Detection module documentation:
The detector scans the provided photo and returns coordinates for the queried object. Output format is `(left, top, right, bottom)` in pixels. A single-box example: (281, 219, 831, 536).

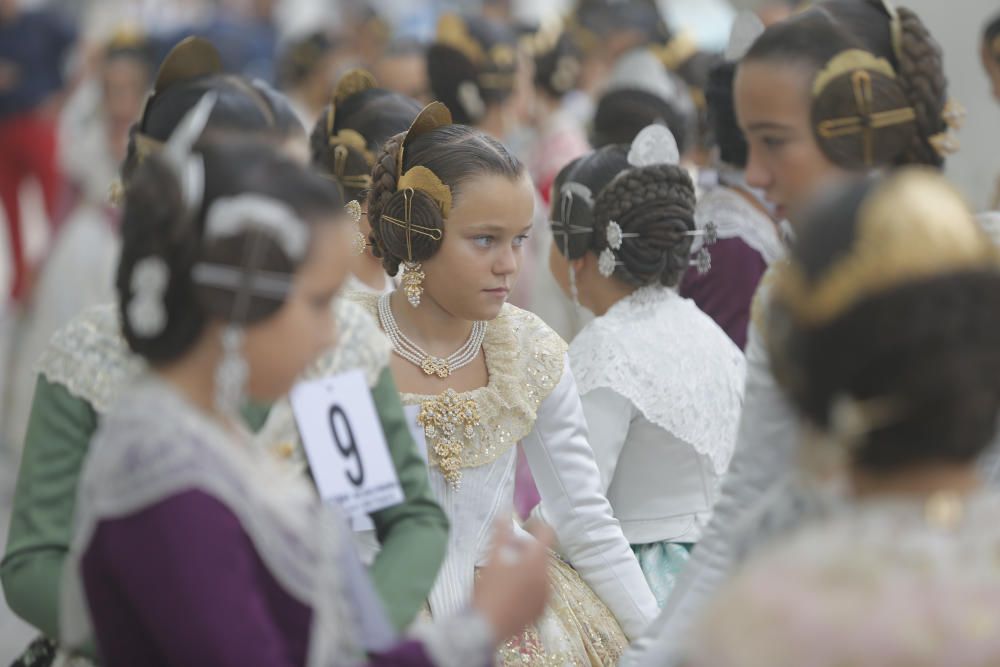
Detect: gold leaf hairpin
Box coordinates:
(396, 102, 454, 217)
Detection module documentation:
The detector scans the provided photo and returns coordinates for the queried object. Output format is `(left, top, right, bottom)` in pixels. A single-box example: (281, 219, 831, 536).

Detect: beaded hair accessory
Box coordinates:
(597, 125, 717, 277)
(324, 69, 377, 192)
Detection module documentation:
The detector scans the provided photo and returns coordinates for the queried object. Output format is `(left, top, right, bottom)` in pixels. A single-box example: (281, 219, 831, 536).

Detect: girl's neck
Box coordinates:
(586, 279, 636, 317)
(156, 333, 225, 424)
(388, 289, 474, 356)
(477, 106, 508, 142)
(354, 254, 390, 292)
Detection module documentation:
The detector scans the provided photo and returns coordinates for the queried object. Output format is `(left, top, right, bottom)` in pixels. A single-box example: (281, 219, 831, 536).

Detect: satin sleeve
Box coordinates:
(579, 387, 635, 497)
(522, 357, 657, 639)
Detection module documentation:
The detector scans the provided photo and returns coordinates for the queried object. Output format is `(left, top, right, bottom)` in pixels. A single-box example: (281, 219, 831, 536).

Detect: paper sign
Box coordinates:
(290, 370, 404, 519)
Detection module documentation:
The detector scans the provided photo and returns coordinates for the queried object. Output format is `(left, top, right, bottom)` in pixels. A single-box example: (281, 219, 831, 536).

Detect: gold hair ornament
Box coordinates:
(324, 69, 377, 189)
(773, 169, 999, 327)
(813, 50, 916, 167)
(133, 37, 222, 162)
(395, 102, 454, 217)
(435, 14, 517, 91)
(651, 31, 698, 72)
(876, 0, 904, 63)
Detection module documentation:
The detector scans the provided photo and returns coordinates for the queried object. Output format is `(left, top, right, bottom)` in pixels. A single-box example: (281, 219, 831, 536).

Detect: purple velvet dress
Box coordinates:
(81, 490, 433, 667)
(679, 237, 768, 350)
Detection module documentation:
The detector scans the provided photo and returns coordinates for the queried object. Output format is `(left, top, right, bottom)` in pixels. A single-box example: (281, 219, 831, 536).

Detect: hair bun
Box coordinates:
(810, 52, 917, 169)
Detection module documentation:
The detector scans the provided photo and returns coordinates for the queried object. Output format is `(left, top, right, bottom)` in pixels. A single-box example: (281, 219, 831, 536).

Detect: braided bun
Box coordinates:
(367, 133, 445, 276)
(893, 6, 948, 167)
(593, 164, 697, 288)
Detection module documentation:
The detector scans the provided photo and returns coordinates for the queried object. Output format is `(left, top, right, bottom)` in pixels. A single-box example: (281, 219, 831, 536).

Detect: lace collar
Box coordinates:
(38, 298, 388, 415)
(570, 285, 746, 473)
(351, 291, 567, 486)
(695, 185, 786, 265)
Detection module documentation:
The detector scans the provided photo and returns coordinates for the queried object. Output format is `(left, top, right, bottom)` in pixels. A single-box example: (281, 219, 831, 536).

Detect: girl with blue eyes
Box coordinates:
(350, 102, 658, 665)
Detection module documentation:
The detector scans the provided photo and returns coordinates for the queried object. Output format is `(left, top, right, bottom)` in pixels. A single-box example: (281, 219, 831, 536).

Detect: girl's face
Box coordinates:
(735, 60, 852, 223)
(242, 218, 353, 401)
(421, 172, 535, 322)
(981, 39, 1000, 103)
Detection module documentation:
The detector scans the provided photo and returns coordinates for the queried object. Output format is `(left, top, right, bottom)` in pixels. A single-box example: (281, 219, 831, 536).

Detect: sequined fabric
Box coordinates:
(497, 553, 628, 666)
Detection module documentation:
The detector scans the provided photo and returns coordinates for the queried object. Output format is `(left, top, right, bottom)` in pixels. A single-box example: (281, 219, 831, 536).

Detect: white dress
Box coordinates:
(568, 286, 745, 606)
(685, 490, 1000, 667)
(351, 292, 658, 665)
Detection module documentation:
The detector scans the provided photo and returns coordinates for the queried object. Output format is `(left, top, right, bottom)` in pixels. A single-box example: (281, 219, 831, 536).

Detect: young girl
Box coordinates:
(625, 2, 962, 664)
(687, 170, 1000, 667)
(678, 60, 784, 349)
(547, 125, 745, 607)
(61, 112, 551, 667)
(352, 102, 658, 664)
(309, 68, 421, 294)
(426, 13, 519, 140)
(3, 38, 446, 663)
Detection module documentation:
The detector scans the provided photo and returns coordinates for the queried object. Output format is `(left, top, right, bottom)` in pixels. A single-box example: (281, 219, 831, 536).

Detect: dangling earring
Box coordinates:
(400, 262, 425, 307)
(568, 264, 579, 306)
(345, 200, 367, 256)
(215, 325, 248, 417)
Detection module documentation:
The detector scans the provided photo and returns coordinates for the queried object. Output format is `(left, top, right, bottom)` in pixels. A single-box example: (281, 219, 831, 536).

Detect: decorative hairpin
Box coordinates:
(323, 70, 377, 190)
(128, 256, 170, 338)
(436, 14, 517, 91)
(627, 124, 680, 168)
(597, 220, 719, 278)
(812, 50, 916, 167)
(345, 199, 367, 255)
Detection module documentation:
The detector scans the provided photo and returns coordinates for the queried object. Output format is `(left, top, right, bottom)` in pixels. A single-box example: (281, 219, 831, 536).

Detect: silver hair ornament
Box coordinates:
(127, 256, 171, 338)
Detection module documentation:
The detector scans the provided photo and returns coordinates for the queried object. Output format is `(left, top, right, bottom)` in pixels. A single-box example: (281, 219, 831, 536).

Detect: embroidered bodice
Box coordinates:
(350, 291, 658, 639)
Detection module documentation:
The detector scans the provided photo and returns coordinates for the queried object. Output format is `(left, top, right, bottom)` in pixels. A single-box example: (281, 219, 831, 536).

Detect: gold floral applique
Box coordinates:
(418, 389, 481, 488)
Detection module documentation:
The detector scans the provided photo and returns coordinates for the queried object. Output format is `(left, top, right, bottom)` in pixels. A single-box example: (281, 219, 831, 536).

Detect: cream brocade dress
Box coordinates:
(351, 292, 658, 666)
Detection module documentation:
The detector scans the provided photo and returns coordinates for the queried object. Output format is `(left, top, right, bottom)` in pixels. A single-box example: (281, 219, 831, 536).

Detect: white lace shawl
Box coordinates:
(37, 298, 389, 416)
(569, 286, 746, 474)
(60, 377, 366, 666)
(694, 186, 785, 266)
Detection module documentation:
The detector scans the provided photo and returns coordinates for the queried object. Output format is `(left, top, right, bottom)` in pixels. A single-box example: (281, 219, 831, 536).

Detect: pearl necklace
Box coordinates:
(377, 293, 486, 378)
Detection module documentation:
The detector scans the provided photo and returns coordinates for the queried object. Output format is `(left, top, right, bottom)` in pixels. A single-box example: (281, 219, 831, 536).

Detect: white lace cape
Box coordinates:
(569, 286, 746, 474)
(60, 377, 364, 666)
(694, 186, 785, 265)
(37, 298, 390, 416)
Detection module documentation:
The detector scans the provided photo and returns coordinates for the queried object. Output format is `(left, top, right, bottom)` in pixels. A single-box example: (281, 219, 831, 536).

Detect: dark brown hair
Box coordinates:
(367, 123, 523, 276)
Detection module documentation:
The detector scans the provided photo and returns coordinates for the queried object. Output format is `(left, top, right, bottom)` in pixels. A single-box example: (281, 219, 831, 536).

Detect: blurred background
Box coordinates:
(0, 0, 998, 659)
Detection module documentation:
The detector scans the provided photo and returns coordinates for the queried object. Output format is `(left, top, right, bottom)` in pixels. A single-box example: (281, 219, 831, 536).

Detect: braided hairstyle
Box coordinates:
(550, 143, 697, 288)
(121, 74, 305, 186)
(427, 15, 518, 125)
(366, 123, 523, 277)
(769, 177, 1000, 473)
(742, 0, 949, 169)
(118, 139, 343, 364)
(309, 87, 421, 202)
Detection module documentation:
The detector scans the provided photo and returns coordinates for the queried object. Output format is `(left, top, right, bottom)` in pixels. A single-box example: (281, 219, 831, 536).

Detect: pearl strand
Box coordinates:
(378, 293, 486, 378)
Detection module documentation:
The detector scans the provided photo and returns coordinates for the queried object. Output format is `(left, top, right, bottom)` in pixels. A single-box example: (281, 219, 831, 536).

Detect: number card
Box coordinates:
(290, 370, 404, 519)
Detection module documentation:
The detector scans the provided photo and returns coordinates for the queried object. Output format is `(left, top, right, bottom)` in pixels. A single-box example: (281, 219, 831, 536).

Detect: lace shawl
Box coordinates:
(60, 377, 365, 666)
(351, 292, 568, 476)
(694, 186, 785, 265)
(570, 286, 746, 474)
(37, 298, 388, 416)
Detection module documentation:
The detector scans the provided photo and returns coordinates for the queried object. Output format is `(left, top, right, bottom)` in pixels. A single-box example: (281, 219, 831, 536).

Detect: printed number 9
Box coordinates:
(329, 405, 364, 486)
